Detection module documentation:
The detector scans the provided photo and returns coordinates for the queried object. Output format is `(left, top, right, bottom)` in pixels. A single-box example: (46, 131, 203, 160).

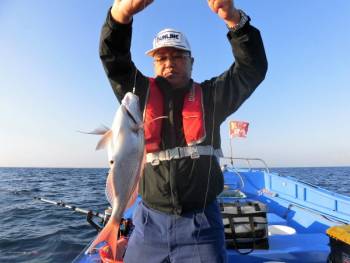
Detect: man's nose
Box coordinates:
(164, 57, 176, 66)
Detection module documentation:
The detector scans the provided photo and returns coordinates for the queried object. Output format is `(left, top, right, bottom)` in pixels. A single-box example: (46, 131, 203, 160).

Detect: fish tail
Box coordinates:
(86, 219, 121, 261)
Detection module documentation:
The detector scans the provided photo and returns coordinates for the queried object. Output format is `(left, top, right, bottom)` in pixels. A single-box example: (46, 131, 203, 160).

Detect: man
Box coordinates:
(99, 0, 267, 262)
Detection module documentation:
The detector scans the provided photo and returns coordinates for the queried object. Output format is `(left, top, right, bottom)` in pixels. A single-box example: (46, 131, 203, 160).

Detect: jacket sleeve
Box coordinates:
(203, 22, 268, 124)
(99, 10, 148, 103)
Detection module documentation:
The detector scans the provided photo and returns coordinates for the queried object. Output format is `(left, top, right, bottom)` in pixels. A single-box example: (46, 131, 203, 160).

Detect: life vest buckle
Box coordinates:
(151, 158, 160, 166)
(190, 148, 200, 159)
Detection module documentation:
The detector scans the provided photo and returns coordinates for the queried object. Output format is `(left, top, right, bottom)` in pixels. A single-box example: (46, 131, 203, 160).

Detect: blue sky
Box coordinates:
(1, 0, 349, 168)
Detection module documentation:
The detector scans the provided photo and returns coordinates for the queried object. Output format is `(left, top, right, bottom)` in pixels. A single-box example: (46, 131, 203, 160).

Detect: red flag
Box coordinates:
(229, 121, 249, 138)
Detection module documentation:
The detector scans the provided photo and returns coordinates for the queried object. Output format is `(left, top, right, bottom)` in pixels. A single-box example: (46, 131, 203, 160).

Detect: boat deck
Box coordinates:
(227, 232, 329, 262)
(227, 211, 330, 262)
(220, 166, 350, 262)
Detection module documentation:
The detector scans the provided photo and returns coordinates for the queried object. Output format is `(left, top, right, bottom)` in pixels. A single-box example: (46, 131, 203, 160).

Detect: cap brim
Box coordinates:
(146, 45, 191, 57)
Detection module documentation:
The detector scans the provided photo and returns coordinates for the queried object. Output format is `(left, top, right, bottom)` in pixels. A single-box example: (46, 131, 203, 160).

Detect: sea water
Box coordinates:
(0, 167, 349, 262)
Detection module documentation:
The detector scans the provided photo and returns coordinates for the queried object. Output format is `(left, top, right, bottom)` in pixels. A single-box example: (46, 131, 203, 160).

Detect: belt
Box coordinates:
(146, 145, 223, 166)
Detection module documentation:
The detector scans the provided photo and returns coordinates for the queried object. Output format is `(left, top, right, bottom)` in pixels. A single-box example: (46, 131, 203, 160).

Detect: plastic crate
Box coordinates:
(327, 225, 350, 263)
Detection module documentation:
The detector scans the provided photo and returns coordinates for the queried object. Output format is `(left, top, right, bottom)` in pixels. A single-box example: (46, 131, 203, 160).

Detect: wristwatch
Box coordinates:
(227, 9, 249, 31)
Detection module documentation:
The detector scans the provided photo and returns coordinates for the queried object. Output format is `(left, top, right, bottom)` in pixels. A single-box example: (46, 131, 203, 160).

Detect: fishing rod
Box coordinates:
(33, 196, 108, 232)
(33, 196, 134, 237)
(33, 196, 104, 219)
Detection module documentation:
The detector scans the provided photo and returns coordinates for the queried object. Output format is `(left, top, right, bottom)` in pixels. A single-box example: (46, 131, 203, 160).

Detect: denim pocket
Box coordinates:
(142, 205, 167, 245)
(132, 203, 145, 227)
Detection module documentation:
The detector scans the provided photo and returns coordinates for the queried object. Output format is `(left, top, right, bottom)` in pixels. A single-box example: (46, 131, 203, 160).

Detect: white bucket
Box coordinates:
(268, 225, 296, 236)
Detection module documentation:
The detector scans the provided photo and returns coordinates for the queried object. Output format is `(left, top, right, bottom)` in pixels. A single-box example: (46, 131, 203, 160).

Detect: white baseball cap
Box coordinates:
(146, 28, 191, 57)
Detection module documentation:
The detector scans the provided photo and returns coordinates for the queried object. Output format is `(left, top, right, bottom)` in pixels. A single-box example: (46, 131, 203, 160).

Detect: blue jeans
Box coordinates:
(124, 201, 227, 263)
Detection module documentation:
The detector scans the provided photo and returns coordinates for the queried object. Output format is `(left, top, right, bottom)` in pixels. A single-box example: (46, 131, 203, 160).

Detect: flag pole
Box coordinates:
(229, 122, 234, 165)
(229, 136, 234, 166)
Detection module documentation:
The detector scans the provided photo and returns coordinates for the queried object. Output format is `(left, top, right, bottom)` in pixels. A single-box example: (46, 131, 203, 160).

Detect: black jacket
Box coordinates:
(99, 11, 268, 215)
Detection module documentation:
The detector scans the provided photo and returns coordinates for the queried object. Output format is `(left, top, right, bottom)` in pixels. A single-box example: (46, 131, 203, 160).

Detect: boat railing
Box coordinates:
(220, 157, 270, 174)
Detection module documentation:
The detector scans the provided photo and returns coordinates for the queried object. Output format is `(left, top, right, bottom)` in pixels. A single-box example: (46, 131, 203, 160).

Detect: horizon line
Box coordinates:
(1, 165, 350, 169)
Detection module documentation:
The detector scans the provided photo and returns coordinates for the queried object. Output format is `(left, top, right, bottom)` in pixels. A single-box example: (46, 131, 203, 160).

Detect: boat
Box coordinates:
(72, 157, 350, 263)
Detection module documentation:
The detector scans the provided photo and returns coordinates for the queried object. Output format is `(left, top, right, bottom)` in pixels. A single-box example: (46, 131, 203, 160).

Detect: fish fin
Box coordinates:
(91, 125, 110, 135)
(77, 125, 110, 135)
(105, 171, 114, 207)
(99, 236, 128, 263)
(96, 130, 113, 150)
(86, 219, 120, 261)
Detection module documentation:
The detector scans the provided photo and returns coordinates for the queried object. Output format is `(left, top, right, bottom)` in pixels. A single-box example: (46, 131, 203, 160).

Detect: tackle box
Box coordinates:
(327, 224, 350, 263)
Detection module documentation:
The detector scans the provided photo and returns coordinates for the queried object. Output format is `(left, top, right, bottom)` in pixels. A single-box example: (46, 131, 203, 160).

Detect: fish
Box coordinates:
(86, 92, 144, 262)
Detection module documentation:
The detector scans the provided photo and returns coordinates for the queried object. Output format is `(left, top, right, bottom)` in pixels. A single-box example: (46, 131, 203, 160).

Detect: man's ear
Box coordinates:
(191, 57, 194, 66)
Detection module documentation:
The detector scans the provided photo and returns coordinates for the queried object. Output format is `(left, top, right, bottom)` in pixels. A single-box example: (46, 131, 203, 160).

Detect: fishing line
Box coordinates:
(229, 136, 234, 165)
(191, 85, 218, 262)
(132, 68, 138, 94)
(148, 116, 169, 123)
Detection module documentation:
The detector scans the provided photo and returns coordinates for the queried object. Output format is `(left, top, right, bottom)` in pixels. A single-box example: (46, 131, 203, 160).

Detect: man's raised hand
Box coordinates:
(207, 0, 240, 28)
(111, 0, 154, 24)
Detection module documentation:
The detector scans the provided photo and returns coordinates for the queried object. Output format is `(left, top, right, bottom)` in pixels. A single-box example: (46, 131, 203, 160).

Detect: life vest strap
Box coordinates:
(146, 145, 223, 166)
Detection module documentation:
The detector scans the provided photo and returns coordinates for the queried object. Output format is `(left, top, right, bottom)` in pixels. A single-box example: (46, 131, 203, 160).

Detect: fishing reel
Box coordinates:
(87, 207, 134, 238)
(104, 208, 134, 238)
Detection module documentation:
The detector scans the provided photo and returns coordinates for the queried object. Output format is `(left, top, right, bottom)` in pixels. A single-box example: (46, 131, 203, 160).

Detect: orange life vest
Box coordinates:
(144, 78, 206, 153)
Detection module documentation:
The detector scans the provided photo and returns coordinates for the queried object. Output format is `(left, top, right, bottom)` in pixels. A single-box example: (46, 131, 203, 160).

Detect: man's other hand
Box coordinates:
(111, 0, 154, 24)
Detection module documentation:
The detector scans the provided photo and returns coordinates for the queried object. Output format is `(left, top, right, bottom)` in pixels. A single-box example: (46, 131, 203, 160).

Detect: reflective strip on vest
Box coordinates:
(146, 145, 223, 166)
(144, 78, 206, 153)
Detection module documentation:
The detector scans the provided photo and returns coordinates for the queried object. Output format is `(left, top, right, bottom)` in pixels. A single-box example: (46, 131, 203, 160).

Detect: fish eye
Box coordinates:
(110, 160, 114, 165)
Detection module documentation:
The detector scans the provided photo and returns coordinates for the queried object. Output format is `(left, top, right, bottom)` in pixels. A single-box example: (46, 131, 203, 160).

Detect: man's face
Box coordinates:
(153, 47, 193, 89)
